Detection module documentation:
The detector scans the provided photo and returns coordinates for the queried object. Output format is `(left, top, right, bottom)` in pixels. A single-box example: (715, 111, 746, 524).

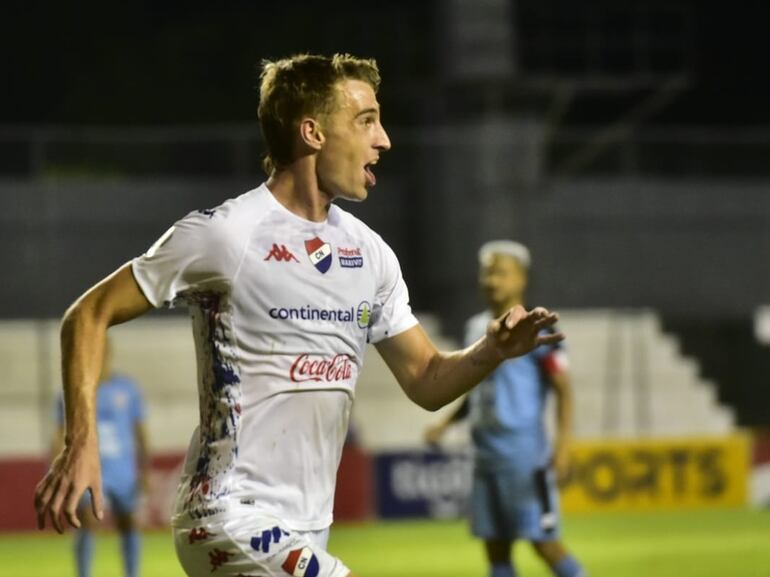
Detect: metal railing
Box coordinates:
(2, 125, 770, 179)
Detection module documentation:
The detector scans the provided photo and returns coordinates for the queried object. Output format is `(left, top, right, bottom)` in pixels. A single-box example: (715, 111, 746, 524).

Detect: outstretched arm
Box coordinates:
(377, 305, 563, 412)
(34, 263, 152, 532)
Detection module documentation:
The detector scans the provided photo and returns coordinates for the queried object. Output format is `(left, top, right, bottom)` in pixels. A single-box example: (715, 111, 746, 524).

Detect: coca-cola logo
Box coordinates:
(289, 354, 354, 383)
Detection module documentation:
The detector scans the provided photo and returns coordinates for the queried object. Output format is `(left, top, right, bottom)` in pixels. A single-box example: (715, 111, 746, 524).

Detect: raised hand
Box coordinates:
(486, 305, 564, 361)
(34, 437, 104, 533)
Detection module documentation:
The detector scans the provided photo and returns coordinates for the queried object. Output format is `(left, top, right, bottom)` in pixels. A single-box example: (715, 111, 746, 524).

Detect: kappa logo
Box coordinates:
(265, 243, 299, 263)
(281, 547, 320, 577)
(209, 548, 233, 572)
(338, 247, 364, 268)
(305, 237, 333, 273)
(188, 527, 215, 545)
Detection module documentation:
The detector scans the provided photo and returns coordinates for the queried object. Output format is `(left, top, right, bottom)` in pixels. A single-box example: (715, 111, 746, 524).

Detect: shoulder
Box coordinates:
(177, 186, 270, 244)
(146, 185, 272, 270)
(332, 205, 400, 268)
(331, 205, 384, 244)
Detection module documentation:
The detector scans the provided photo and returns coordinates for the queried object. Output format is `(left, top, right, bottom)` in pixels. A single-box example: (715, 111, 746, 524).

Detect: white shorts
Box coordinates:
(173, 511, 350, 577)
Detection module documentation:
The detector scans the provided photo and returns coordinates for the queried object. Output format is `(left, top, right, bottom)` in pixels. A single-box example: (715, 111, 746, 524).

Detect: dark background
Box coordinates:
(4, 0, 770, 126)
(3, 0, 770, 424)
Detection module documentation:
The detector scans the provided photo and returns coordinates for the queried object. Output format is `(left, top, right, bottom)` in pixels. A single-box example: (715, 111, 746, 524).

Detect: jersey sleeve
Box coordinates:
(367, 240, 418, 344)
(131, 209, 246, 308)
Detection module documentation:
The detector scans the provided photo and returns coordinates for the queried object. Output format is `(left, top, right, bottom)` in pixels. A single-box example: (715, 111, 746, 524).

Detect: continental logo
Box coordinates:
(269, 302, 372, 329)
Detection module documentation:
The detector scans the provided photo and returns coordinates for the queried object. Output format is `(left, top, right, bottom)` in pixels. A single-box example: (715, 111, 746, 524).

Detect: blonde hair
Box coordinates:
(258, 53, 381, 174)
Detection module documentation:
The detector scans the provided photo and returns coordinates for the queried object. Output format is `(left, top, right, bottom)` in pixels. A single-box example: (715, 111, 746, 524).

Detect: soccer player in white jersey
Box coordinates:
(34, 53, 564, 577)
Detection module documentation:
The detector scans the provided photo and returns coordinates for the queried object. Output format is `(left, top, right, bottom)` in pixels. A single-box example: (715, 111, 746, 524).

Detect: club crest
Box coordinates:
(304, 237, 332, 274)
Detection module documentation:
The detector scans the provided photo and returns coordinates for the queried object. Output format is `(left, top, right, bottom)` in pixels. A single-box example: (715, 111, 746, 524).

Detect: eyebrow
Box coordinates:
(355, 107, 379, 118)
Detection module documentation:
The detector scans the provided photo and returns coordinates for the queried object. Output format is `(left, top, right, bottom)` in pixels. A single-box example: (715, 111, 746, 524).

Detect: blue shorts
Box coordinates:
(470, 465, 560, 542)
(80, 475, 138, 516)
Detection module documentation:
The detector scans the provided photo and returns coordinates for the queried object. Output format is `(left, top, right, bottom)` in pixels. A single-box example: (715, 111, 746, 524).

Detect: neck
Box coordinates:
(266, 160, 333, 223)
(491, 296, 524, 318)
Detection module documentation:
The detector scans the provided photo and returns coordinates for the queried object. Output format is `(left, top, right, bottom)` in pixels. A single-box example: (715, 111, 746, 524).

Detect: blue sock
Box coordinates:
(552, 555, 585, 577)
(491, 563, 516, 577)
(74, 529, 94, 577)
(120, 530, 141, 577)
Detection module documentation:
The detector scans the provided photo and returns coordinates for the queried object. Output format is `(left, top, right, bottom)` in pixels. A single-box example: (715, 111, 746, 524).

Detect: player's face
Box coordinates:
(316, 79, 391, 202)
(480, 254, 528, 308)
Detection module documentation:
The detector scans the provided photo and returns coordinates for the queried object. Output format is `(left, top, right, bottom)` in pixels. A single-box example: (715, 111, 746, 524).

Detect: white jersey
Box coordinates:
(131, 183, 417, 530)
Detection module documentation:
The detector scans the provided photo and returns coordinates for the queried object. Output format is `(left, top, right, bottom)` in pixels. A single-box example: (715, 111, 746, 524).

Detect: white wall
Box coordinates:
(0, 310, 735, 458)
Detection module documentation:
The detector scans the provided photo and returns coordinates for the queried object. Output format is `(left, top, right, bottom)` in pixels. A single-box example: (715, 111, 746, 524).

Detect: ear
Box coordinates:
(299, 117, 325, 152)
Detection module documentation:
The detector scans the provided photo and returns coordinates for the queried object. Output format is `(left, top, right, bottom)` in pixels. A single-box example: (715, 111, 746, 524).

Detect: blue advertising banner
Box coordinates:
(374, 450, 472, 519)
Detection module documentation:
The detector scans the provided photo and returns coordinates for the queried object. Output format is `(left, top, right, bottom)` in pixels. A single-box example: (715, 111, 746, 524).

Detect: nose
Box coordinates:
(375, 122, 391, 151)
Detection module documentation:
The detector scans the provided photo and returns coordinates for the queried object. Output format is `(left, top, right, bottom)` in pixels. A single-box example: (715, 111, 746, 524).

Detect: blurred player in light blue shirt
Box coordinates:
(54, 341, 148, 577)
(426, 241, 586, 577)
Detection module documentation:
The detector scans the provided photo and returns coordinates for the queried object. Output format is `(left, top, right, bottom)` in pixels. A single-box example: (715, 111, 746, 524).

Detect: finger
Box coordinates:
(50, 505, 64, 534)
(503, 313, 539, 337)
(34, 474, 56, 529)
(36, 474, 64, 531)
(63, 485, 83, 530)
(533, 311, 558, 322)
(33, 473, 53, 508)
(90, 484, 105, 521)
(537, 332, 565, 346)
(524, 309, 549, 327)
(505, 306, 527, 329)
(533, 314, 560, 330)
(48, 479, 71, 534)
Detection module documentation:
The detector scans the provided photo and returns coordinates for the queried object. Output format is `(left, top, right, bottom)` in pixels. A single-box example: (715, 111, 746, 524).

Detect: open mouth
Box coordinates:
(364, 161, 377, 188)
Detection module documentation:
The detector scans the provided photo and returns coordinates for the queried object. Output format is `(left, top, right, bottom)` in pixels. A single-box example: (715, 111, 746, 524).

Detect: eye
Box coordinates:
(363, 115, 375, 126)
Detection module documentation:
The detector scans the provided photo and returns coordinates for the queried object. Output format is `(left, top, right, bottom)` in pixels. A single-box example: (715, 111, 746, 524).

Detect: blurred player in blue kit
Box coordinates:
(53, 340, 149, 577)
(426, 241, 586, 577)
